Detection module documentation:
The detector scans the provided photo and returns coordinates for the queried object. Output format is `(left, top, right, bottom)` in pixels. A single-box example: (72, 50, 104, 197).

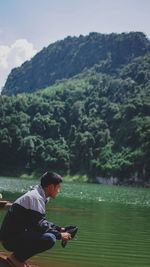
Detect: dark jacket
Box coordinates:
(0, 185, 61, 241)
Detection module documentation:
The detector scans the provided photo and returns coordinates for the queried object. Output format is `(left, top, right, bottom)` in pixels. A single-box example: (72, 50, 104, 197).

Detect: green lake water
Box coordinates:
(0, 177, 150, 267)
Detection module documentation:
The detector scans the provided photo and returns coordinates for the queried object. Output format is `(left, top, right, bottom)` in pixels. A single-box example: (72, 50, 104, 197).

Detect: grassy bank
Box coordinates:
(0, 170, 88, 183)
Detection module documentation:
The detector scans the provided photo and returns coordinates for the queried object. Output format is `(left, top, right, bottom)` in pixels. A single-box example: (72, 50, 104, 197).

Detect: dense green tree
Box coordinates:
(0, 32, 150, 184)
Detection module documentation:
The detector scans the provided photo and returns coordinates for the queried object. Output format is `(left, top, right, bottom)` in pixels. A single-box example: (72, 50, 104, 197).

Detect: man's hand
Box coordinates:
(61, 232, 71, 241)
(60, 228, 65, 232)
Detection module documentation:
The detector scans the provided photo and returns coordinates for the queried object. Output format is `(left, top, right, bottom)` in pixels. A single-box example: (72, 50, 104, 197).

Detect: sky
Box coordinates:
(0, 0, 150, 91)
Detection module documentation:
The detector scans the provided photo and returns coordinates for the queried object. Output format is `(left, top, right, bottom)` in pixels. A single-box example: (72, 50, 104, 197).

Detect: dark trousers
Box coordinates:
(2, 231, 56, 262)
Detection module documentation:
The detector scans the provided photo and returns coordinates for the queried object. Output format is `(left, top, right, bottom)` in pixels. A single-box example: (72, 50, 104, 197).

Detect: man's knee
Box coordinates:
(42, 233, 56, 249)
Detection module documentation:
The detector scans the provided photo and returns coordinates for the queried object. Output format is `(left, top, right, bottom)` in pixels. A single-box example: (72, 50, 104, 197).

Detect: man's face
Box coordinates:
(48, 183, 61, 199)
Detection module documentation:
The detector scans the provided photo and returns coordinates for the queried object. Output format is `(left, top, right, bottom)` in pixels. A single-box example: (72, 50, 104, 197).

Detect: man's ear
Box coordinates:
(44, 184, 54, 197)
(48, 184, 54, 191)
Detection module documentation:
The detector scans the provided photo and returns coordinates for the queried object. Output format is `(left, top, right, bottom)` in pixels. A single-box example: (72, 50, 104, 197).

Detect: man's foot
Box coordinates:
(7, 254, 28, 267)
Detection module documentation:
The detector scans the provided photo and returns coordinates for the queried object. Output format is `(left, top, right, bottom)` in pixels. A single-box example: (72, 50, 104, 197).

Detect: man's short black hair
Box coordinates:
(41, 172, 63, 188)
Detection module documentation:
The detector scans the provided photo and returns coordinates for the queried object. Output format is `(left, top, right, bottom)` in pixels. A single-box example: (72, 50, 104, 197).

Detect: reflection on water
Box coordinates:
(0, 177, 150, 267)
(45, 202, 150, 267)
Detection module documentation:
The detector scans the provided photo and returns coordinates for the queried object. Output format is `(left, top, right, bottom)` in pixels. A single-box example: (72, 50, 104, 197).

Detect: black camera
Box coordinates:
(61, 226, 78, 248)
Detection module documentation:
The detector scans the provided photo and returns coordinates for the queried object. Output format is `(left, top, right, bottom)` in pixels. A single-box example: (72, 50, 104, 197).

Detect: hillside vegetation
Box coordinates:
(0, 32, 150, 184)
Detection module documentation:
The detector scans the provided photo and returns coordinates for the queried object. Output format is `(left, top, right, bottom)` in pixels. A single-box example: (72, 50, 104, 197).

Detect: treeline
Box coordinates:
(0, 54, 150, 183)
(2, 32, 150, 96)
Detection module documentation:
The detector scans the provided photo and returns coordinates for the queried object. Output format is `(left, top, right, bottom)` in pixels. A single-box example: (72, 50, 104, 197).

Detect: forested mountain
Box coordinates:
(2, 32, 150, 96)
(0, 32, 150, 184)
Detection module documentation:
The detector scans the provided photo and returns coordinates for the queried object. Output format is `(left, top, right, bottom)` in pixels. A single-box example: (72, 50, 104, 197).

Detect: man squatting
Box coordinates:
(0, 172, 71, 267)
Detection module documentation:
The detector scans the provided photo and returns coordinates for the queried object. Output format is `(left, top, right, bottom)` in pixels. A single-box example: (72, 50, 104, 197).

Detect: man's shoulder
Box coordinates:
(15, 186, 46, 214)
(16, 185, 43, 202)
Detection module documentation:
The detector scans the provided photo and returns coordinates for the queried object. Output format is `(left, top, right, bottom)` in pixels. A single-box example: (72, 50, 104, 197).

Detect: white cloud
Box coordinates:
(0, 39, 37, 92)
